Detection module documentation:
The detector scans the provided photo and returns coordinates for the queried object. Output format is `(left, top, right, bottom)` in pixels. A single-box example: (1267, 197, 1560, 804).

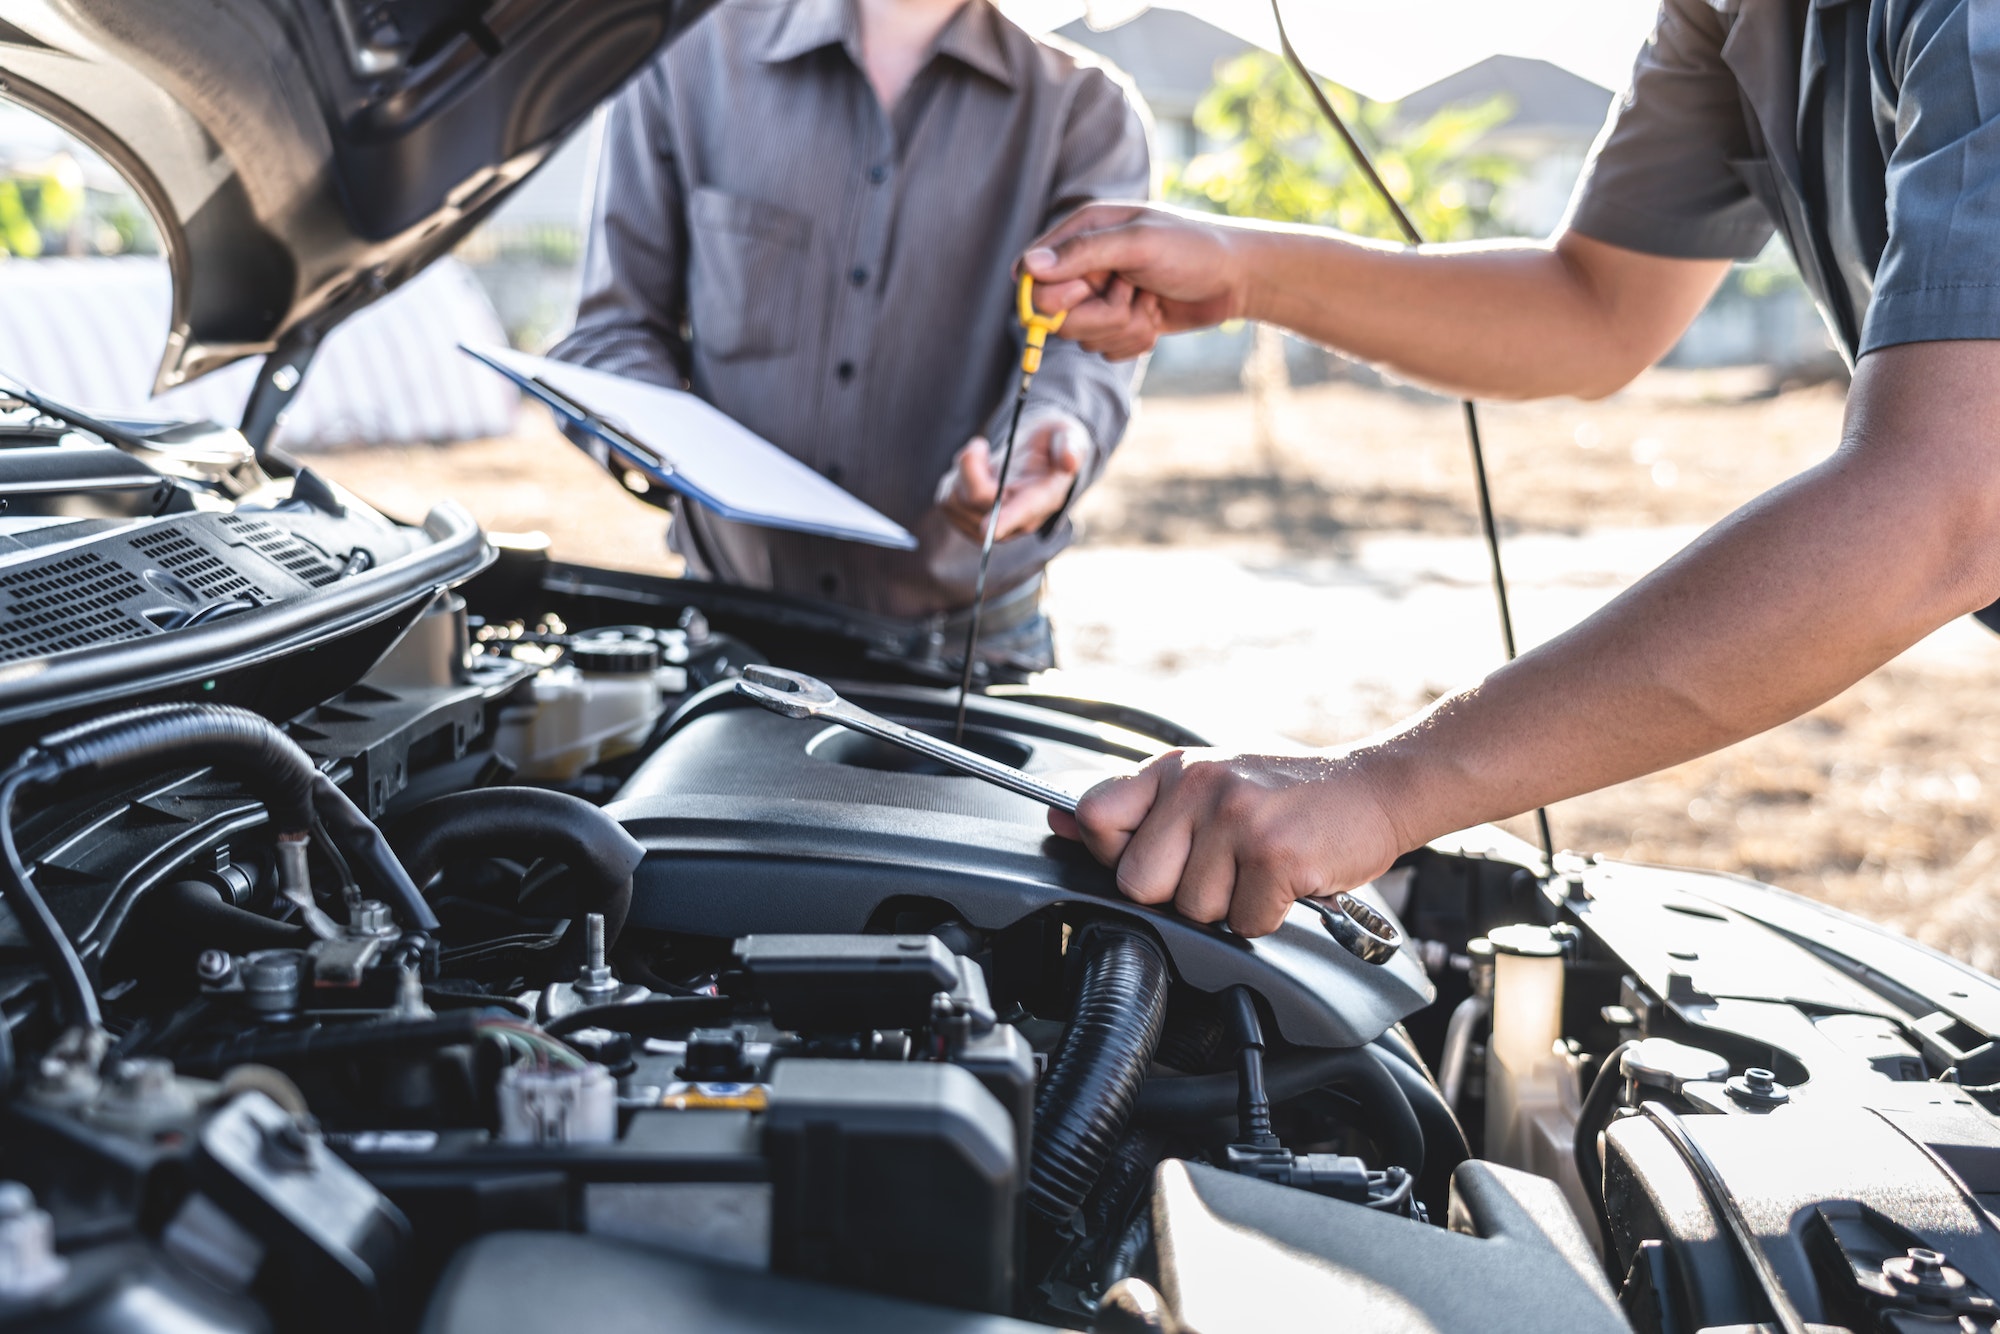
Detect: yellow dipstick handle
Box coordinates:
(1017, 273, 1067, 379)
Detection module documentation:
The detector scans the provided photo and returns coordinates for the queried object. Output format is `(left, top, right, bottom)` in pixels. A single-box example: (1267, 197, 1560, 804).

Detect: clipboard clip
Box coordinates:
(526, 375, 678, 485)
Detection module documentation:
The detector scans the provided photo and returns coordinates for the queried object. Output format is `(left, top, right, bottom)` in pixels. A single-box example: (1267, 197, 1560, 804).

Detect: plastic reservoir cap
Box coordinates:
(1486, 924, 1564, 958)
(569, 636, 662, 675)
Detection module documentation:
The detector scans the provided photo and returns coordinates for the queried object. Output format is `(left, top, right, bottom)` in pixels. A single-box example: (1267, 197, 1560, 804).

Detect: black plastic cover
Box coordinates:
(422, 1231, 1044, 1334)
(611, 695, 1434, 1049)
(765, 1059, 1017, 1314)
(734, 933, 960, 1033)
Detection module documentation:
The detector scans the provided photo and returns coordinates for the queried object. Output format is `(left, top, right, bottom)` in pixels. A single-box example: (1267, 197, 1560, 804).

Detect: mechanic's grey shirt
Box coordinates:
(1567, 0, 2000, 364)
(551, 0, 1148, 620)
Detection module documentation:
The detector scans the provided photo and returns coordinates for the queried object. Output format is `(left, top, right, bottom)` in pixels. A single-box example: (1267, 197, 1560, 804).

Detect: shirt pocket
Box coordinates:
(686, 187, 813, 362)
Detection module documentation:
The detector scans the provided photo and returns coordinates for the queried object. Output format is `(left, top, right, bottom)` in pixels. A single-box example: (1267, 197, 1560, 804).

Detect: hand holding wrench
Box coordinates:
(731, 665, 1401, 963)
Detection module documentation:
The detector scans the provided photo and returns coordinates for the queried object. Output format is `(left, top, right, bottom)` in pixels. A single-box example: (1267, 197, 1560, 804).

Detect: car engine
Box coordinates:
(5, 440, 2000, 1334)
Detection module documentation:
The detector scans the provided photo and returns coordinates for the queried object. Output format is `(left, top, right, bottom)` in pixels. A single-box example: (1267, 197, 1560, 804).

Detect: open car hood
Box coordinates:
(0, 0, 718, 392)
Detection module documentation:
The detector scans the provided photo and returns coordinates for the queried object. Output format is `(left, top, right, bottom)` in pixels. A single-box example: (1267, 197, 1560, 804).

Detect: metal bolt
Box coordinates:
(110, 1058, 174, 1100)
(1883, 1246, 1961, 1296)
(261, 1119, 317, 1172)
(574, 913, 618, 997)
(242, 950, 304, 1017)
(196, 949, 234, 985)
(346, 899, 395, 938)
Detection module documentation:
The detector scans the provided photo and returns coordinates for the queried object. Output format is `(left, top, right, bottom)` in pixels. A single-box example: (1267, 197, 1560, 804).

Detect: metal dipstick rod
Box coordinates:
(952, 274, 1068, 744)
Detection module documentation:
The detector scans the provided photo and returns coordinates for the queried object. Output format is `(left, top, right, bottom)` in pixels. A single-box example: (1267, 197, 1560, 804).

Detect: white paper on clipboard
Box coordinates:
(461, 344, 917, 551)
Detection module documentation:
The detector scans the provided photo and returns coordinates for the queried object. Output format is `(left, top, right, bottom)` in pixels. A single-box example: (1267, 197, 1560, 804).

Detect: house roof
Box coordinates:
(1053, 10, 1255, 118)
(1395, 54, 1613, 137)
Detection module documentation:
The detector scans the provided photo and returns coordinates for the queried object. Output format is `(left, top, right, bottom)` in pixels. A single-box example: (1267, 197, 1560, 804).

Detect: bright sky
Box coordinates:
(996, 0, 1663, 102)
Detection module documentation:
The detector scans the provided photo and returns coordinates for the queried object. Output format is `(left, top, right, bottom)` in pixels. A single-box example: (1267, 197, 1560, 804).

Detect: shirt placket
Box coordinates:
(821, 89, 899, 491)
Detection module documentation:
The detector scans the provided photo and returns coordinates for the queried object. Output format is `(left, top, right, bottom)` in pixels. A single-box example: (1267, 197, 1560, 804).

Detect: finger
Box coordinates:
(1024, 225, 1157, 294)
(1028, 278, 1106, 318)
(1074, 767, 1164, 869)
(1100, 276, 1138, 323)
(1020, 202, 1146, 274)
(1227, 860, 1296, 938)
(954, 437, 996, 508)
(941, 506, 984, 542)
(1109, 767, 1199, 906)
(1048, 807, 1081, 840)
(992, 472, 1075, 540)
(1172, 826, 1238, 925)
(1076, 296, 1164, 360)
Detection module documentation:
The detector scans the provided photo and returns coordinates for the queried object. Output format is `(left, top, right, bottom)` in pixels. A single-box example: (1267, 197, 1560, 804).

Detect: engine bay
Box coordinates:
(5, 464, 2000, 1334)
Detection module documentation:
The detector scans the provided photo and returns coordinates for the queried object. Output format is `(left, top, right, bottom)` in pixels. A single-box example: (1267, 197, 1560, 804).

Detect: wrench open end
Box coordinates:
(735, 664, 829, 719)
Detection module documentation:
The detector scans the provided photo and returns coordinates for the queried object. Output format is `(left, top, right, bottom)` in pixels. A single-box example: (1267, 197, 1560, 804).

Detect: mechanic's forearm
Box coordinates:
(1357, 366, 2000, 844)
(1232, 228, 1708, 401)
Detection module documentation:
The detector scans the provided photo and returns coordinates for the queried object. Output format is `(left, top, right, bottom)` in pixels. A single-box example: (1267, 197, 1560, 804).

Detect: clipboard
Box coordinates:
(461, 344, 918, 551)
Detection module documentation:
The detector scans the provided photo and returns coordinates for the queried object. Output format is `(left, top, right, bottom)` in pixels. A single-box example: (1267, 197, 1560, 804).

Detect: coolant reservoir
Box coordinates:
(1483, 924, 1587, 1222)
(493, 637, 666, 780)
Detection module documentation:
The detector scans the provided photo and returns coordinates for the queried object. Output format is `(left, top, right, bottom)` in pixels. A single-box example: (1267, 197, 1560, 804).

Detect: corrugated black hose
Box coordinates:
(1028, 926, 1171, 1222)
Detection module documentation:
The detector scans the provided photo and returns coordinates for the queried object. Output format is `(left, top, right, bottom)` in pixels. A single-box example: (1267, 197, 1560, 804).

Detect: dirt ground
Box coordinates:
(307, 366, 2000, 973)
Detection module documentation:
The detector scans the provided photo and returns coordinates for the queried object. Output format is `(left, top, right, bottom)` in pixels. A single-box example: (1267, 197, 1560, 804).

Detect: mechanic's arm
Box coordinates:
(938, 73, 1151, 543)
(1020, 208, 1728, 402)
(1053, 340, 2000, 935)
(547, 68, 692, 388)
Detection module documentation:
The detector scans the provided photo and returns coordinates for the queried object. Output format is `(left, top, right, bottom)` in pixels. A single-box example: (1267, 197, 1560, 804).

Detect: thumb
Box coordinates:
(1024, 227, 1150, 289)
(955, 436, 994, 498)
(1070, 768, 1163, 866)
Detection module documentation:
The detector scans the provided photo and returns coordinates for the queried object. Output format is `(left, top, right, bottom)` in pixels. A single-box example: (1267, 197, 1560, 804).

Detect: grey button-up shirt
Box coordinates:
(1567, 0, 2000, 365)
(551, 0, 1149, 619)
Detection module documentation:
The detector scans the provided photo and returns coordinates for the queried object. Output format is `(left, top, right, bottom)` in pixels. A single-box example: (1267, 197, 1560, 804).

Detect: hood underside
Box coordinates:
(0, 0, 719, 392)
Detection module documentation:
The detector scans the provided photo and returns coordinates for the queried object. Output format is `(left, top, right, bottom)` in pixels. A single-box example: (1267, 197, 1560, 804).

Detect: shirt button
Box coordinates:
(850, 267, 868, 287)
(867, 164, 887, 185)
(836, 361, 855, 383)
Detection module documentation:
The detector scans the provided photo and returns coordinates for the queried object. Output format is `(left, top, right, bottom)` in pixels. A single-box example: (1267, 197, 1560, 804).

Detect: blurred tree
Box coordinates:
(1169, 52, 1519, 447)
(0, 154, 83, 258)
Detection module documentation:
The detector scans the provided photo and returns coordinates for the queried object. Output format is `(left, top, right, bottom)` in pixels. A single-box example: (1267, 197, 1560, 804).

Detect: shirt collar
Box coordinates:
(933, 2, 1014, 90)
(760, 0, 1015, 90)
(760, 0, 853, 65)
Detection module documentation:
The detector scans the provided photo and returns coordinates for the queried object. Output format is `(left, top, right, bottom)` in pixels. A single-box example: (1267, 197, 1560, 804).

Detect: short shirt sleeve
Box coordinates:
(1566, 0, 1777, 261)
(1861, 0, 2000, 354)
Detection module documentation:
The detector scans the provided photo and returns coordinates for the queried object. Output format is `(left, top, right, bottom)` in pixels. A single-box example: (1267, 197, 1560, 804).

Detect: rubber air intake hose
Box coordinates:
(390, 788, 644, 970)
(32, 703, 318, 831)
(1029, 925, 1171, 1223)
(24, 704, 435, 932)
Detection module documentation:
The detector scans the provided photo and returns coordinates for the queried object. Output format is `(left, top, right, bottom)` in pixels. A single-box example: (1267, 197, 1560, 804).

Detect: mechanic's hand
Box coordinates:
(1021, 203, 1251, 360)
(1047, 749, 1408, 938)
(937, 412, 1089, 543)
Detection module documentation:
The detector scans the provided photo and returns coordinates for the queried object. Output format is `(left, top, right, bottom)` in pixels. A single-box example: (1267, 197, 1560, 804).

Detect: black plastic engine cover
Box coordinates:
(608, 686, 1433, 1049)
